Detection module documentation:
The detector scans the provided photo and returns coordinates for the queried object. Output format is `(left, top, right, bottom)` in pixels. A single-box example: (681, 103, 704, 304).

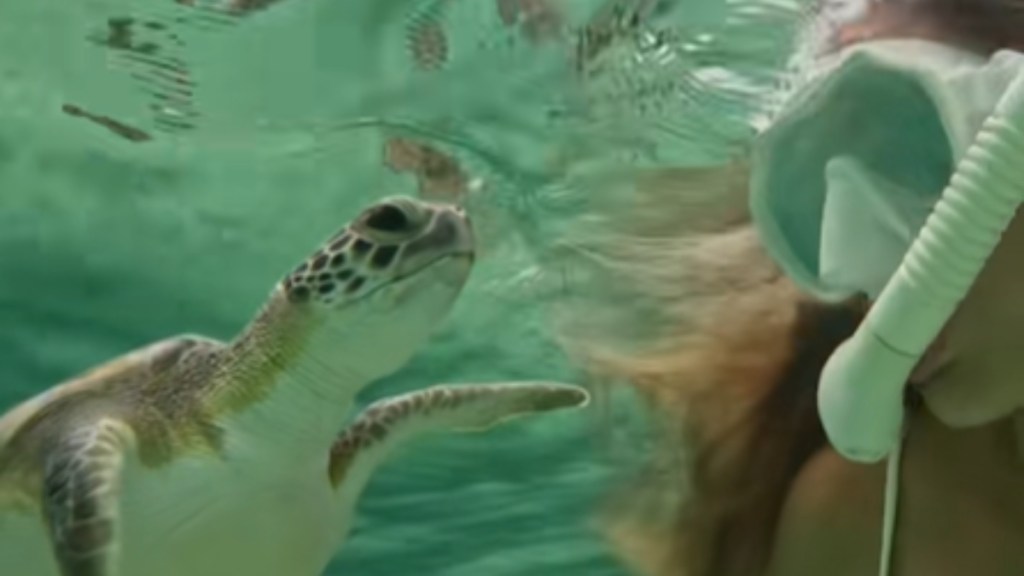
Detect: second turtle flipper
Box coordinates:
(328, 381, 589, 489)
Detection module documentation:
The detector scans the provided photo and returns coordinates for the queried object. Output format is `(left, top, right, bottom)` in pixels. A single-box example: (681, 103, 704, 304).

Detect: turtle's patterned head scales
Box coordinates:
(281, 197, 473, 307)
(272, 197, 475, 381)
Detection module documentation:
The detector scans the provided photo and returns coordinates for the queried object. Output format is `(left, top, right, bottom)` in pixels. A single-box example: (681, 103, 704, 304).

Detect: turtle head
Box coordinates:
(276, 197, 474, 380)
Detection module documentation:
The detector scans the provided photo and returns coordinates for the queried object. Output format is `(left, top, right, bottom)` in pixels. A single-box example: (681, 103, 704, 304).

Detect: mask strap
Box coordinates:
(878, 416, 908, 576)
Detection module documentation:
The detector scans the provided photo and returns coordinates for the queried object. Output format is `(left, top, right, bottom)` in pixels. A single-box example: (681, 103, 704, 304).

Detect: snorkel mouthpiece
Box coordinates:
(819, 72, 1024, 463)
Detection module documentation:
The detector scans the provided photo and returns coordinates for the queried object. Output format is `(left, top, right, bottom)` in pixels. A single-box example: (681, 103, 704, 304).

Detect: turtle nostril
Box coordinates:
(363, 204, 408, 233)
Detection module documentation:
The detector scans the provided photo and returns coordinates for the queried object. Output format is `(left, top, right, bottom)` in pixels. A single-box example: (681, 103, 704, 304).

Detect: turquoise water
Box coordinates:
(0, 1, 807, 574)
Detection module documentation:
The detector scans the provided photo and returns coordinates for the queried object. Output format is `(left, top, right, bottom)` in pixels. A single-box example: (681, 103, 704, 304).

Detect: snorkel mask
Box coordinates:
(819, 71, 1024, 462)
(752, 41, 1024, 463)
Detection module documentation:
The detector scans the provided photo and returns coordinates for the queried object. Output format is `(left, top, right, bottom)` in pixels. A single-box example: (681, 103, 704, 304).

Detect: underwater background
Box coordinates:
(0, 0, 812, 574)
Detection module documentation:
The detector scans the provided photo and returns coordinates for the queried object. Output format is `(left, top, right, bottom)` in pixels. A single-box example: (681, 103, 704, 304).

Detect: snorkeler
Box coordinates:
(587, 1, 1024, 576)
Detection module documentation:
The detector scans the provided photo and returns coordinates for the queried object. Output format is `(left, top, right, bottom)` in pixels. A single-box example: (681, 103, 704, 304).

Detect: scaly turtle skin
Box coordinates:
(0, 197, 590, 576)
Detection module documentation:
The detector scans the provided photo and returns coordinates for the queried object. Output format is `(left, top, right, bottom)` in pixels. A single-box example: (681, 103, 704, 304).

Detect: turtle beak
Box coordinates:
(397, 205, 475, 272)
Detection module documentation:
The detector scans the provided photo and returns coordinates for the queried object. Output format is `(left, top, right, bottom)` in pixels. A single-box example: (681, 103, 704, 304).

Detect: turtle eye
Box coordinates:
(363, 204, 409, 233)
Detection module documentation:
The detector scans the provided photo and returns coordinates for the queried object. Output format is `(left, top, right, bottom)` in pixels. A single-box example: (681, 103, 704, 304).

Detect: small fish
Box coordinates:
(496, 0, 564, 44)
(383, 138, 468, 204)
(61, 104, 153, 143)
(176, 0, 285, 16)
(407, 13, 449, 71)
(574, 0, 660, 71)
(227, 0, 287, 15)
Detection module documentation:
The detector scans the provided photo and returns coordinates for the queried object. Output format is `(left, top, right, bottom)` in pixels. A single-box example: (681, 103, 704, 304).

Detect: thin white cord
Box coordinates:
(878, 418, 907, 576)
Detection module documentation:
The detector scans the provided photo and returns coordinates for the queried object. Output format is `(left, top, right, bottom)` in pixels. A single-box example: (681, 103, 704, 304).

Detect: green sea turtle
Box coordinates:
(0, 197, 589, 576)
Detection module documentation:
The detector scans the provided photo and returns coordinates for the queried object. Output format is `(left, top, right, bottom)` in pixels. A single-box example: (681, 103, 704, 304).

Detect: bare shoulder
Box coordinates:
(765, 447, 888, 576)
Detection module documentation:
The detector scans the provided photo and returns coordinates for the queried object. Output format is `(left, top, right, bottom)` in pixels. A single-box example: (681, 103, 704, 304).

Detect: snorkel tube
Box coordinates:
(818, 71, 1024, 463)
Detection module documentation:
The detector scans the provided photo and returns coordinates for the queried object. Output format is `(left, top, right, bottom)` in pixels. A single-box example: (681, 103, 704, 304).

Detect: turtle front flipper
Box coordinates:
(42, 418, 133, 576)
(328, 381, 589, 489)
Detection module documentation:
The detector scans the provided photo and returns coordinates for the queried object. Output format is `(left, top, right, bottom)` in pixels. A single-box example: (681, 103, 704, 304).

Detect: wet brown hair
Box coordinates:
(596, 285, 868, 576)
(575, 221, 869, 576)
(566, 3, 1024, 575)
